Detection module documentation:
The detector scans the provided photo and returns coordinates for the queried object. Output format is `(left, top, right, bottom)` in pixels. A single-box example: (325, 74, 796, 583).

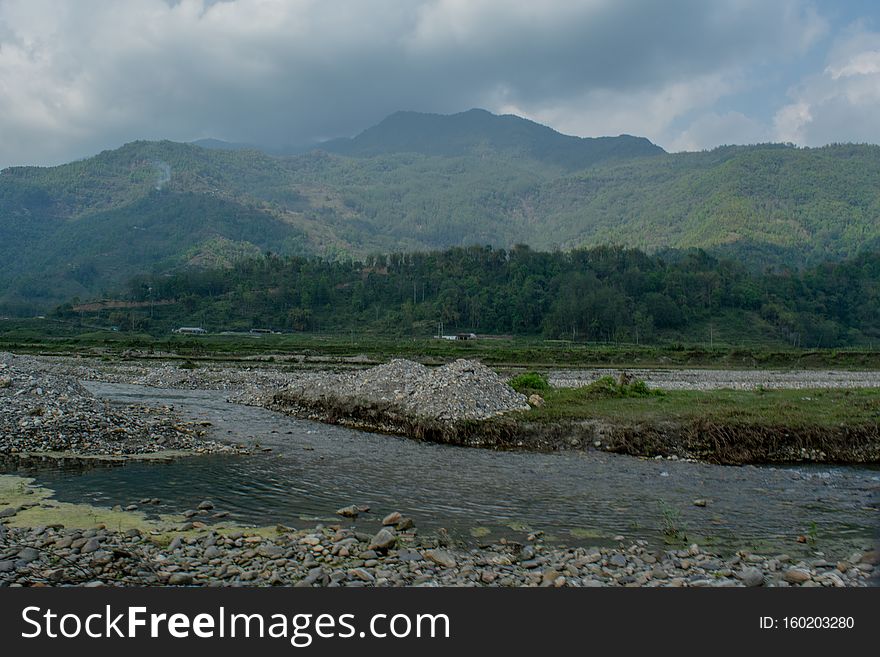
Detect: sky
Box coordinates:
(1, 0, 880, 169)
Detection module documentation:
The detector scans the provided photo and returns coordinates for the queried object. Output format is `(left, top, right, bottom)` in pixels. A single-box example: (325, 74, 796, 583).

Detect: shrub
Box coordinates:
(582, 375, 660, 398)
(509, 371, 550, 393)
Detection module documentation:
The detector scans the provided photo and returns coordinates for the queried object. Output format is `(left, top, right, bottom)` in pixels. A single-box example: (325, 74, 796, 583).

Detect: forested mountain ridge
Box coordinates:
(69, 245, 880, 349)
(320, 108, 664, 168)
(2, 109, 880, 314)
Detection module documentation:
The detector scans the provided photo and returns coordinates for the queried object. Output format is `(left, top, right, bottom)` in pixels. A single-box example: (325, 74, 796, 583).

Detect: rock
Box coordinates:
(168, 573, 193, 585)
(203, 546, 222, 559)
(738, 567, 764, 587)
(609, 554, 627, 568)
(0, 560, 15, 573)
(528, 394, 545, 407)
(336, 505, 361, 518)
(395, 517, 414, 531)
(81, 538, 101, 554)
(0, 507, 19, 518)
(368, 529, 397, 551)
(692, 499, 708, 507)
(17, 547, 39, 563)
(382, 512, 402, 526)
(425, 549, 456, 568)
(197, 500, 214, 510)
(860, 551, 879, 565)
(783, 568, 812, 584)
(349, 568, 375, 582)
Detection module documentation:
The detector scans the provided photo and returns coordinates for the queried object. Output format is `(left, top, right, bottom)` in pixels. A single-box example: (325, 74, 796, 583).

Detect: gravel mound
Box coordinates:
(278, 358, 530, 422)
(0, 353, 235, 456)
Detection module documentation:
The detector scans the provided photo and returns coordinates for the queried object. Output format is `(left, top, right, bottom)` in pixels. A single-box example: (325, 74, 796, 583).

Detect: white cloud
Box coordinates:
(670, 111, 771, 152)
(774, 25, 880, 145)
(497, 73, 740, 147)
(0, 0, 832, 168)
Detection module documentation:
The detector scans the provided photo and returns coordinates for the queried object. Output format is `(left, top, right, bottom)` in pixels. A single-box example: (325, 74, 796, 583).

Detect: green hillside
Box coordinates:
(2, 109, 880, 313)
(65, 245, 880, 349)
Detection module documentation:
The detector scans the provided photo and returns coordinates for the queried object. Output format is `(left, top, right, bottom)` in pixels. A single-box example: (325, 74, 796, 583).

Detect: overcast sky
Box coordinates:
(1, 0, 879, 168)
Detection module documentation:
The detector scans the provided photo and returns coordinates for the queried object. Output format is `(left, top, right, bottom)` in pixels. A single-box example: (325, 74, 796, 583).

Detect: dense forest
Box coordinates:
(60, 245, 880, 348)
(4, 109, 880, 313)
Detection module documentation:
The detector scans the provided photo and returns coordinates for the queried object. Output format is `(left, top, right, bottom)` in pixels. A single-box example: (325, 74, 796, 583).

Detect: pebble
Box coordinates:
(783, 568, 812, 584)
(738, 567, 765, 587)
(369, 529, 397, 551)
(425, 549, 456, 568)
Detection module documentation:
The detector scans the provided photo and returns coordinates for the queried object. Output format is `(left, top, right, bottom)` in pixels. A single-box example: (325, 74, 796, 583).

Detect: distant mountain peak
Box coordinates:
(320, 108, 664, 169)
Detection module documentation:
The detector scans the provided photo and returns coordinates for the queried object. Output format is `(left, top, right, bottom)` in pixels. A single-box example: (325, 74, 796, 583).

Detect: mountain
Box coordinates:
(191, 138, 258, 152)
(1, 109, 880, 313)
(321, 108, 664, 169)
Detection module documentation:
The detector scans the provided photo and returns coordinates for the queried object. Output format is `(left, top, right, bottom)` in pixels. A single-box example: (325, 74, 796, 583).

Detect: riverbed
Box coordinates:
(4, 382, 877, 558)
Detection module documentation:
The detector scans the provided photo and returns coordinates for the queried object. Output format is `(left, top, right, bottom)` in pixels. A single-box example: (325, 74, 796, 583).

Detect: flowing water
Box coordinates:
(6, 383, 879, 555)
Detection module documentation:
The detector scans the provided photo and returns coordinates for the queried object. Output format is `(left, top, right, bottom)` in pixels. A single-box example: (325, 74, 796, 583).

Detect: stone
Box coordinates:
(368, 529, 397, 551)
(395, 517, 414, 531)
(197, 500, 214, 510)
(336, 505, 360, 518)
(382, 512, 402, 526)
(425, 549, 456, 568)
(168, 573, 193, 585)
(81, 538, 101, 554)
(692, 499, 708, 507)
(17, 547, 39, 563)
(738, 567, 764, 587)
(783, 568, 812, 584)
(203, 546, 222, 559)
(609, 554, 627, 568)
(528, 394, 545, 407)
(541, 569, 560, 586)
(860, 551, 879, 565)
(0, 560, 14, 573)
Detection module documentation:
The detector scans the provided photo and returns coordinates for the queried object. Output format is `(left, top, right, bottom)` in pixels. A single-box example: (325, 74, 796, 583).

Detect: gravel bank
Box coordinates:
(271, 359, 530, 423)
(0, 353, 241, 457)
(2, 518, 875, 588)
(36, 354, 880, 395)
(548, 368, 880, 390)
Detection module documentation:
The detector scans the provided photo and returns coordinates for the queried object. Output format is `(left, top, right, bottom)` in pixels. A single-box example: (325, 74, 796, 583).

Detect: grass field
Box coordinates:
(521, 384, 880, 429)
(3, 318, 880, 370)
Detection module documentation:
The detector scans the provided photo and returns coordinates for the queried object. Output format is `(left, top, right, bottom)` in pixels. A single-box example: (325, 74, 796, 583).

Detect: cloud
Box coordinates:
(0, 0, 829, 168)
(774, 24, 880, 145)
(669, 111, 771, 152)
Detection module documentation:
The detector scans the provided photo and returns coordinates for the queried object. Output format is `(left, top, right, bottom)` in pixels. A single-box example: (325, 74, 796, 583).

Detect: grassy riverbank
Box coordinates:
(3, 321, 880, 370)
(527, 384, 880, 427)
(513, 383, 880, 464)
(273, 381, 880, 464)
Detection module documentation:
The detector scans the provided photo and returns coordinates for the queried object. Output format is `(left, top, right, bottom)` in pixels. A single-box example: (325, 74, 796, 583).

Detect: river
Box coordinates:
(5, 382, 878, 556)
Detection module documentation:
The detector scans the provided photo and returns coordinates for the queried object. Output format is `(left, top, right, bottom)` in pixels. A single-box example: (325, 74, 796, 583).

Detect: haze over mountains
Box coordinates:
(1, 108, 879, 314)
